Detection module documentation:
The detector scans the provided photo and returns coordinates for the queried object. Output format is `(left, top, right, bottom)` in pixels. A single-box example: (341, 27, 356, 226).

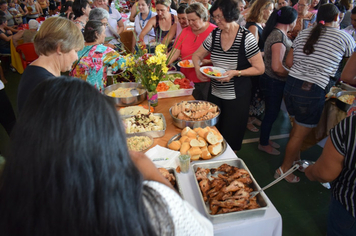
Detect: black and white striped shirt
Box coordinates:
(330, 115, 356, 218)
(290, 27, 355, 90)
(202, 27, 259, 100)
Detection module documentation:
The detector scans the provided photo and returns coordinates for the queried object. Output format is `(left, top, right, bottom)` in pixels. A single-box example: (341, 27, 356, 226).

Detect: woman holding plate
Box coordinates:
(192, 0, 264, 151)
(167, 2, 216, 100)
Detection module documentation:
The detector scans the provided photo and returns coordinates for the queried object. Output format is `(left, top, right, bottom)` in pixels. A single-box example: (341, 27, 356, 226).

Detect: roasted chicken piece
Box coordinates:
(195, 167, 210, 181)
(158, 168, 176, 186)
(199, 178, 211, 202)
(222, 180, 245, 193)
(216, 164, 234, 173)
(223, 189, 250, 200)
(210, 198, 248, 209)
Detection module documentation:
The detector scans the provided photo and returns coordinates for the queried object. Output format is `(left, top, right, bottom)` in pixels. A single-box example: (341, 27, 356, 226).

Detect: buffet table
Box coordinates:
(136, 95, 283, 236)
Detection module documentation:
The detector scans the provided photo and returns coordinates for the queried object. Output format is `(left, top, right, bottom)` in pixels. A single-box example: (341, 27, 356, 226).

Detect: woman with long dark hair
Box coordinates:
(0, 77, 213, 236)
(277, 4, 355, 183)
(258, 6, 297, 155)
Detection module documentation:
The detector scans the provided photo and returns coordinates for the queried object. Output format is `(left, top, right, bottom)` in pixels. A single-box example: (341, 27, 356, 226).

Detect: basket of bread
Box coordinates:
(167, 126, 226, 160)
(169, 100, 220, 129)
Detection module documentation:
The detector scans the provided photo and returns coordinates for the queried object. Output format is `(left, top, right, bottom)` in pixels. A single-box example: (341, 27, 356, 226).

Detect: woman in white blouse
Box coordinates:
(133, 0, 157, 46)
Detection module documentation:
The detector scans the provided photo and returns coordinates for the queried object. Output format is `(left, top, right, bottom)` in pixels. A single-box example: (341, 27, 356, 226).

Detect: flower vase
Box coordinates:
(147, 90, 158, 109)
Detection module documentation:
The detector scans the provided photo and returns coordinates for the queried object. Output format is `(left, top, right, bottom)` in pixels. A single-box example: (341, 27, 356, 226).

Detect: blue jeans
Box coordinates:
(259, 74, 286, 146)
(327, 196, 356, 236)
(284, 75, 325, 128)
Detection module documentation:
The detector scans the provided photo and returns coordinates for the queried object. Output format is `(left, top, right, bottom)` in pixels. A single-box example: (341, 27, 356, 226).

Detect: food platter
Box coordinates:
(192, 159, 269, 223)
(126, 133, 154, 152)
(167, 133, 227, 160)
(121, 113, 166, 138)
(169, 100, 220, 129)
(200, 66, 228, 79)
(177, 60, 194, 68)
(335, 91, 356, 112)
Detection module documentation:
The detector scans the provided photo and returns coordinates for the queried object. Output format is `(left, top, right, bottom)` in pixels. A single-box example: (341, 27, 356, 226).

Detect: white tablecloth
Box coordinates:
(176, 145, 282, 236)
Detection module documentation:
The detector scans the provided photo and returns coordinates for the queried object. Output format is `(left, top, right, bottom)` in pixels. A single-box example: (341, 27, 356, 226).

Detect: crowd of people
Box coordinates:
(0, 0, 356, 235)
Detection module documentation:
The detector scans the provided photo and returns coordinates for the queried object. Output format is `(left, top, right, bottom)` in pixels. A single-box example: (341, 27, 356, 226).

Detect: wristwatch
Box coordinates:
(237, 70, 242, 77)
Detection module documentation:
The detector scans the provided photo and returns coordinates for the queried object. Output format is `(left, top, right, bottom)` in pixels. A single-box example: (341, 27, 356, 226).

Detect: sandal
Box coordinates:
(258, 144, 280, 155)
(247, 123, 259, 132)
(269, 140, 280, 149)
(274, 167, 300, 183)
(252, 117, 262, 126)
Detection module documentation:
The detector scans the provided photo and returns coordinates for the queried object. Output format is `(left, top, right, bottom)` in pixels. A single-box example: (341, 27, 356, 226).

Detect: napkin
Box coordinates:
(145, 145, 180, 168)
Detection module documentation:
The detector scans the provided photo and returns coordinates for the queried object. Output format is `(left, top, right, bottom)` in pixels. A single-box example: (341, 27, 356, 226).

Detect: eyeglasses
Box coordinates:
(211, 14, 224, 21)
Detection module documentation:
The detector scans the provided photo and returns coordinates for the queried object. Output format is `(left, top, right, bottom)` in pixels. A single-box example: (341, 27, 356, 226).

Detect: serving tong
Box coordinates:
(249, 164, 300, 199)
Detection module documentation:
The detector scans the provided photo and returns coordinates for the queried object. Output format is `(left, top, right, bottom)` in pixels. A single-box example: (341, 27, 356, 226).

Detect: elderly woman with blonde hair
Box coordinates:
(17, 17, 84, 112)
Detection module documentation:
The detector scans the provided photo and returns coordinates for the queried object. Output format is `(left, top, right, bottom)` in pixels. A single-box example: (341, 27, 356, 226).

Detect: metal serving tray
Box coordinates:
(165, 167, 184, 199)
(191, 159, 269, 224)
(121, 113, 166, 138)
(169, 100, 221, 129)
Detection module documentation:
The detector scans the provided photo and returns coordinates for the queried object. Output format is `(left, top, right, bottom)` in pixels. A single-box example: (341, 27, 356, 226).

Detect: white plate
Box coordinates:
(200, 66, 228, 79)
(177, 59, 194, 68)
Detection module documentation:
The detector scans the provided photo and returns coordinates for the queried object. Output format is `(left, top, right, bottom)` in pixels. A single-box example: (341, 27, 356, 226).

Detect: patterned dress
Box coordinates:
(70, 44, 126, 91)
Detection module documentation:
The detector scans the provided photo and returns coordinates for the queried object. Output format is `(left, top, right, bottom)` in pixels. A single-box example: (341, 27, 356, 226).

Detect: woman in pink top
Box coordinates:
(168, 2, 216, 100)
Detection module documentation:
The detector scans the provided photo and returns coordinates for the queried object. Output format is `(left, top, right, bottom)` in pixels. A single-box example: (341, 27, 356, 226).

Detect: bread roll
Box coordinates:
(197, 129, 208, 138)
(179, 135, 189, 144)
(190, 139, 206, 147)
(211, 129, 223, 143)
(193, 127, 203, 133)
(201, 150, 212, 160)
(181, 127, 192, 136)
(188, 147, 202, 156)
(180, 142, 190, 154)
(190, 155, 200, 161)
(187, 130, 197, 138)
(200, 146, 208, 152)
(208, 142, 222, 155)
(197, 137, 207, 146)
(205, 131, 218, 145)
(168, 140, 181, 151)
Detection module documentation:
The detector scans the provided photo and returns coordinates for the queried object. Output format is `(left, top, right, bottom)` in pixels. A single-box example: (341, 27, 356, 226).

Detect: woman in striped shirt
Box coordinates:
(305, 115, 356, 236)
(276, 4, 355, 183)
(192, 0, 264, 151)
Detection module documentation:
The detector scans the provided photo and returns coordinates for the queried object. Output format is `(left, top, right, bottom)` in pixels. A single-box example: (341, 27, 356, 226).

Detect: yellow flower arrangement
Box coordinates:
(124, 44, 169, 93)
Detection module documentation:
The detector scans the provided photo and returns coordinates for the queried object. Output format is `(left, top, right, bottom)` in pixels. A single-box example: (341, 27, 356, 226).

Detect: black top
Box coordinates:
(17, 65, 55, 112)
(245, 22, 264, 52)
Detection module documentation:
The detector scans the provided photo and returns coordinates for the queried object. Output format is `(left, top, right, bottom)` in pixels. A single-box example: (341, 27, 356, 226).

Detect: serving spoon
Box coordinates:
(130, 88, 140, 96)
(249, 164, 300, 199)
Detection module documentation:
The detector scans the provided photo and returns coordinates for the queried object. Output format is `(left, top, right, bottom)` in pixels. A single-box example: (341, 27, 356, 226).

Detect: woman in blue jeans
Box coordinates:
(258, 6, 297, 155)
(277, 4, 355, 183)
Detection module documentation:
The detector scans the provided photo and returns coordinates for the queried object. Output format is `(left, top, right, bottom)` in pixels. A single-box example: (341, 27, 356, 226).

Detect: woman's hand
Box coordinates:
(129, 151, 175, 191)
(219, 70, 236, 82)
(196, 69, 209, 82)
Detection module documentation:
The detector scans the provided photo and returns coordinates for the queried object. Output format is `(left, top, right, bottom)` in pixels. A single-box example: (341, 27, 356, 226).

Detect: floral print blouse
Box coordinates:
(70, 44, 126, 91)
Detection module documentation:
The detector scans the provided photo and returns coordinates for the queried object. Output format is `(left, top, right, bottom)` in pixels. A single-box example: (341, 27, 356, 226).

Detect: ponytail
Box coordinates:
(302, 3, 339, 55)
(262, 6, 297, 42)
(303, 22, 325, 55)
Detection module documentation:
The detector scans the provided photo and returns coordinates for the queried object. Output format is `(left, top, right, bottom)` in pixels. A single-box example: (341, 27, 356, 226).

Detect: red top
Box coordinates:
(174, 23, 217, 83)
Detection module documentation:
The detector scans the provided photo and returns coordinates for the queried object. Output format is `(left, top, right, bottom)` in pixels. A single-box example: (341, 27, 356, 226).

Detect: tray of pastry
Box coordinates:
(122, 113, 166, 138)
(192, 159, 269, 224)
(158, 167, 184, 198)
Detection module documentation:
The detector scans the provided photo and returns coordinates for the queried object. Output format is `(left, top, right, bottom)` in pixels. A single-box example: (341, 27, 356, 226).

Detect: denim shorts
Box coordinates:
(284, 76, 326, 128)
